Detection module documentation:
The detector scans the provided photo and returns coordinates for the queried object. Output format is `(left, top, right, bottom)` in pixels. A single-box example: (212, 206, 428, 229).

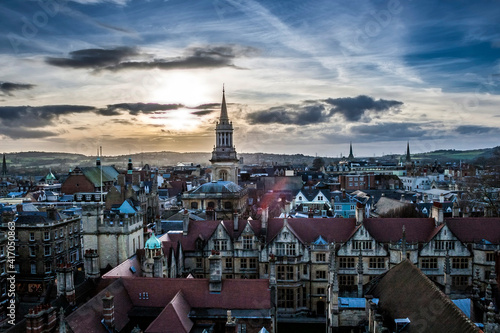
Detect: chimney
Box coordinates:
(46, 206, 57, 221)
(117, 174, 125, 187)
(102, 292, 115, 330)
(355, 203, 364, 225)
(56, 264, 75, 305)
(127, 158, 133, 175)
(182, 209, 190, 236)
(439, 193, 444, 203)
(342, 189, 346, 199)
(209, 251, 222, 292)
(308, 208, 314, 218)
(225, 310, 237, 333)
(423, 194, 428, 203)
(261, 206, 269, 233)
(452, 202, 460, 218)
(84, 249, 100, 280)
(400, 194, 405, 203)
(16, 204, 23, 213)
(431, 202, 444, 226)
(233, 211, 239, 232)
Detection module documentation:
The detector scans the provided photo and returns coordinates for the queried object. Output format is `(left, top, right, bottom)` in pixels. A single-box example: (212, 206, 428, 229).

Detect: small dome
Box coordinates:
(191, 180, 242, 194)
(145, 233, 161, 249)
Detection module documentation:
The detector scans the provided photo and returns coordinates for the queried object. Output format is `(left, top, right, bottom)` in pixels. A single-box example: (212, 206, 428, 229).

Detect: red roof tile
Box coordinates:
(446, 217, 500, 244)
(364, 218, 438, 243)
(146, 290, 193, 333)
(121, 278, 271, 310)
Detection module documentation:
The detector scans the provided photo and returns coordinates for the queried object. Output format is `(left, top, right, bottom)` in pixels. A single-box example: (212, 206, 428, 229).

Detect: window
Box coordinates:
(352, 241, 372, 250)
(303, 265, 307, 275)
(277, 265, 294, 280)
(276, 243, 296, 256)
(317, 288, 325, 295)
(214, 240, 228, 251)
(318, 195, 324, 201)
(335, 205, 341, 210)
(243, 236, 253, 250)
(452, 276, 469, 287)
(29, 232, 35, 241)
(249, 258, 257, 269)
(44, 231, 50, 241)
(350, 205, 355, 210)
(60, 229, 63, 237)
(0, 246, 3, 257)
(278, 289, 294, 309)
(44, 245, 51, 256)
(298, 196, 302, 200)
(369, 257, 385, 269)
(435, 240, 455, 251)
(29, 246, 36, 257)
(452, 257, 469, 269)
(339, 257, 356, 268)
(224, 201, 233, 210)
(225, 258, 232, 269)
(54, 231, 58, 239)
(421, 258, 438, 269)
(31, 263, 37, 274)
(316, 270, 326, 279)
(486, 252, 495, 262)
(44, 262, 51, 273)
(196, 258, 203, 269)
(339, 275, 355, 286)
(190, 202, 198, 209)
(241, 258, 248, 269)
(315, 253, 326, 262)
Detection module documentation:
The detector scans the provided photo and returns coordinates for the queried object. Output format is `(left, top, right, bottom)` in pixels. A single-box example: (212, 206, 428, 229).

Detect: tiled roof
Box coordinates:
(266, 218, 358, 244)
(446, 217, 500, 244)
(66, 279, 133, 333)
(146, 290, 193, 333)
(122, 278, 271, 310)
(367, 260, 480, 333)
(364, 218, 438, 243)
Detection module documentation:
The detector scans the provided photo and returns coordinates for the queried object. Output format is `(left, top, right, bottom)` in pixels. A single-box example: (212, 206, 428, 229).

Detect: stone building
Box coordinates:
(0, 207, 82, 297)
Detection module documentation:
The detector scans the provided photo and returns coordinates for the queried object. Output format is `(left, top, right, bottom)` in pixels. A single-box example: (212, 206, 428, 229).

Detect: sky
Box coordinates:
(0, 0, 499, 158)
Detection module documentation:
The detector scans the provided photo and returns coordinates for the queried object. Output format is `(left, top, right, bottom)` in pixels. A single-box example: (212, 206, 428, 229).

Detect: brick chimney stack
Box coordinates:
(102, 292, 115, 330)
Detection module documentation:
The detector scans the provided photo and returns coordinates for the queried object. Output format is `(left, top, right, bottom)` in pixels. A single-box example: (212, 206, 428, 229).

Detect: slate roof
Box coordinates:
(367, 260, 480, 333)
(80, 166, 119, 187)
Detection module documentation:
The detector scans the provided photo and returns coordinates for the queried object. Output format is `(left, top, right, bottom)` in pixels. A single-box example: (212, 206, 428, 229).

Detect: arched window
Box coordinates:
(191, 202, 198, 209)
(207, 202, 215, 209)
(224, 201, 232, 210)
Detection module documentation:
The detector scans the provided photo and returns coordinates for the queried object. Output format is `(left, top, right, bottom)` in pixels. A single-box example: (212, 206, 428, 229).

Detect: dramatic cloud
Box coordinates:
(456, 125, 499, 135)
(324, 95, 403, 121)
(0, 105, 97, 127)
(46, 45, 259, 71)
(46, 47, 139, 69)
(98, 103, 184, 116)
(349, 123, 427, 140)
(0, 126, 56, 139)
(0, 81, 35, 96)
(247, 95, 403, 125)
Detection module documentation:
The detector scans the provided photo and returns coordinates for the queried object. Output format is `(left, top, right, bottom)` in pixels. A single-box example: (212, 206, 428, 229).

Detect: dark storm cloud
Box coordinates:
(0, 81, 35, 96)
(0, 105, 97, 127)
(456, 125, 498, 135)
(46, 45, 258, 71)
(247, 95, 403, 125)
(350, 122, 427, 139)
(98, 103, 184, 116)
(192, 110, 215, 116)
(325, 95, 403, 121)
(0, 126, 55, 139)
(247, 104, 328, 125)
(46, 47, 139, 69)
(192, 103, 220, 109)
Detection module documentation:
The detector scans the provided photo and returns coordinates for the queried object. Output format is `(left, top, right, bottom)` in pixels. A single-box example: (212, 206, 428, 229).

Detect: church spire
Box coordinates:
(220, 85, 229, 124)
(347, 142, 354, 160)
(1, 154, 7, 177)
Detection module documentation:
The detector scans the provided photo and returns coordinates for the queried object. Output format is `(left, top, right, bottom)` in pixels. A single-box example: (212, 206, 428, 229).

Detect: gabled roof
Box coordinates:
(367, 260, 480, 333)
(446, 217, 500, 244)
(363, 218, 438, 243)
(266, 218, 358, 244)
(146, 291, 193, 333)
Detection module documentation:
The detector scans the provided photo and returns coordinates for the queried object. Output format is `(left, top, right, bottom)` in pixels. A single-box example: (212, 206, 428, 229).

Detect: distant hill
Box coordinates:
(3, 146, 498, 176)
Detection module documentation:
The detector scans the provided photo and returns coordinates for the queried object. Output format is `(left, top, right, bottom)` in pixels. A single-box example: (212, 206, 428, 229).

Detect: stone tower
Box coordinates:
(210, 87, 239, 183)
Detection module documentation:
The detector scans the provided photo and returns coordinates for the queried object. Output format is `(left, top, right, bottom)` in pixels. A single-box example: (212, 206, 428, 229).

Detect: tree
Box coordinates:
(312, 157, 325, 171)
